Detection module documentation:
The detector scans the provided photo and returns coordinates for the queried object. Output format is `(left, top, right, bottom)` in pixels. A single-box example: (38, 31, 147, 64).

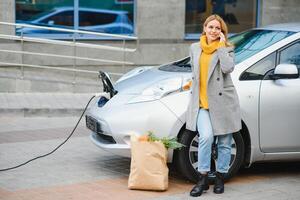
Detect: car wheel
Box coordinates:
(174, 129, 245, 182)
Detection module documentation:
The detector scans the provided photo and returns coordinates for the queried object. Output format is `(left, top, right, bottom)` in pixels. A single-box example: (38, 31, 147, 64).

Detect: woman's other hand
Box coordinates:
(219, 32, 225, 43)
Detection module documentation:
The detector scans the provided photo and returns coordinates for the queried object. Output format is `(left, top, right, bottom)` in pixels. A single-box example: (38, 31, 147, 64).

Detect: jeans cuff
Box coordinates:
(216, 169, 229, 173)
(198, 168, 210, 173)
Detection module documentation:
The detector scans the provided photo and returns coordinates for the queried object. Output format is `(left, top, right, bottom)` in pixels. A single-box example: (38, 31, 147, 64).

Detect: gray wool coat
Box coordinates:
(186, 42, 242, 136)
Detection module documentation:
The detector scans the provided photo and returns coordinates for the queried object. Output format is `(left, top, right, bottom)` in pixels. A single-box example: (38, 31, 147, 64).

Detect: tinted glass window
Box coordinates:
(29, 10, 54, 21)
(185, 0, 256, 37)
(40, 11, 74, 26)
(279, 41, 300, 66)
(79, 11, 117, 26)
(230, 30, 294, 64)
(16, 0, 135, 38)
(240, 52, 276, 80)
(279, 41, 300, 78)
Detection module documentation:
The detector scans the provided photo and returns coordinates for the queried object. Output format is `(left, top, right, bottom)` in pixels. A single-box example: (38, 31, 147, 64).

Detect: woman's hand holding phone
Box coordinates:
(219, 32, 225, 43)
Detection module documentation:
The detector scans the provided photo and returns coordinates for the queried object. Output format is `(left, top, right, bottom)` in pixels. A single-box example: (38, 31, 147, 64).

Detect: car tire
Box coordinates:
(174, 129, 245, 183)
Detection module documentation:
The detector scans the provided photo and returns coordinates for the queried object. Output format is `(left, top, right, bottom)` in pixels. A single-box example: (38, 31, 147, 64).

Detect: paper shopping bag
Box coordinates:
(128, 135, 169, 191)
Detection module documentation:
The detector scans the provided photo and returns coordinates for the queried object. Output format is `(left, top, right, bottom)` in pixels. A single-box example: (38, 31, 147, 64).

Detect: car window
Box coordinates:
(239, 52, 276, 80)
(279, 41, 300, 78)
(230, 30, 294, 64)
(40, 11, 74, 26)
(79, 11, 117, 26)
(158, 57, 191, 72)
(29, 10, 54, 21)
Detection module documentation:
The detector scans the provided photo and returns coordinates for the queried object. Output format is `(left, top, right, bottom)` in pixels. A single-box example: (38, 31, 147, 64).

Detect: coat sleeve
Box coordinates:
(217, 46, 235, 74)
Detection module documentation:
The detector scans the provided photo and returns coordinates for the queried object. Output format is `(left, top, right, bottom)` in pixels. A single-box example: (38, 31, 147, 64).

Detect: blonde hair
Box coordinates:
(202, 14, 232, 47)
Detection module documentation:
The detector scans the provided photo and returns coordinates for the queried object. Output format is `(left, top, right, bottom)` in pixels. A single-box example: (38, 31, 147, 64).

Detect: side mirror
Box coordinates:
(269, 64, 299, 80)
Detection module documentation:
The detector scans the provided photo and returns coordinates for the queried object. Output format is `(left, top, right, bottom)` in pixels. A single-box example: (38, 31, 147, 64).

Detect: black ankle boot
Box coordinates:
(190, 173, 209, 197)
(214, 172, 225, 194)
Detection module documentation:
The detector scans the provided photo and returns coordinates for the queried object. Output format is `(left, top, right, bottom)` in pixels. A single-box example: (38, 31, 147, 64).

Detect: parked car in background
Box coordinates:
(16, 7, 133, 35)
(86, 23, 300, 182)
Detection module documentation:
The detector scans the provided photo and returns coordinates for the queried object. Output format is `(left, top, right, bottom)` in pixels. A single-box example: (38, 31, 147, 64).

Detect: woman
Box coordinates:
(186, 14, 241, 197)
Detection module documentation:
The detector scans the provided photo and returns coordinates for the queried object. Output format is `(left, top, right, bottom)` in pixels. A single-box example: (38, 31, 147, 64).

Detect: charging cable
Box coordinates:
(0, 95, 97, 172)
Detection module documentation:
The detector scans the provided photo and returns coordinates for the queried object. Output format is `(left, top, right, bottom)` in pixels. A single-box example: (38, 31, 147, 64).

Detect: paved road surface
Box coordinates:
(0, 117, 300, 200)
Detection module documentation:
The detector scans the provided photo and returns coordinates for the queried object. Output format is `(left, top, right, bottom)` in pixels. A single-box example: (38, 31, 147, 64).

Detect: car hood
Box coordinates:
(114, 67, 190, 95)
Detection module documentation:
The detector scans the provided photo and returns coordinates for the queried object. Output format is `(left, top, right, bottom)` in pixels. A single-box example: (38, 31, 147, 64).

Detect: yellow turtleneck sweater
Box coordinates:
(199, 35, 225, 109)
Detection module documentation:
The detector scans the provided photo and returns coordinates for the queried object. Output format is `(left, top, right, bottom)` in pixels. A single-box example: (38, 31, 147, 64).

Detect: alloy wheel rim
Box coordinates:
(188, 135, 237, 176)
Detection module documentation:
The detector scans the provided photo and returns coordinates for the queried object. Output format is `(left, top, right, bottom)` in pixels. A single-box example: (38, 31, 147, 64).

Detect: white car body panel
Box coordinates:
(88, 93, 183, 161)
(87, 24, 300, 167)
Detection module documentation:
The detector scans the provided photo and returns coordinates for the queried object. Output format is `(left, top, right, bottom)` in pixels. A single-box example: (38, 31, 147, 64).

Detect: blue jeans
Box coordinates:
(197, 108, 232, 173)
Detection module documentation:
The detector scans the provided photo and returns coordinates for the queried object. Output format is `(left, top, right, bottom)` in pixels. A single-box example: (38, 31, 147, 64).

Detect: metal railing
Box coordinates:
(0, 21, 138, 88)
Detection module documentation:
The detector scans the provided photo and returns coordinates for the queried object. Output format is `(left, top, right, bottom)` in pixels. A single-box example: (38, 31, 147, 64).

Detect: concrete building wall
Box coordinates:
(137, 0, 185, 40)
(261, 0, 300, 26)
(0, 0, 15, 34)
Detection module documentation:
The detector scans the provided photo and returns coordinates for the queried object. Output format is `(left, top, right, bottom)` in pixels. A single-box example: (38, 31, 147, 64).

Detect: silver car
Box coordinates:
(86, 23, 300, 182)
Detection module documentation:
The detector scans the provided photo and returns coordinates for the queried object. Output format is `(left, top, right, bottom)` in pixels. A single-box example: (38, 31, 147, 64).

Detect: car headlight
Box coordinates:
(127, 77, 192, 104)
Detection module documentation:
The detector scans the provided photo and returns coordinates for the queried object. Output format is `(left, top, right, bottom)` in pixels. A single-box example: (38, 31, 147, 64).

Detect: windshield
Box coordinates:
(230, 29, 294, 64)
(159, 29, 295, 72)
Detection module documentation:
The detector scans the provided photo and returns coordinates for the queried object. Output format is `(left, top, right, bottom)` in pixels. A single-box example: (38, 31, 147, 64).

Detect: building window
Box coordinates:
(15, 0, 135, 39)
(185, 0, 258, 39)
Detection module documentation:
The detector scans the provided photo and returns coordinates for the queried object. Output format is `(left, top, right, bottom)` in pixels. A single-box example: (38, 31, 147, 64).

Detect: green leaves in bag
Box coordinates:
(147, 131, 185, 150)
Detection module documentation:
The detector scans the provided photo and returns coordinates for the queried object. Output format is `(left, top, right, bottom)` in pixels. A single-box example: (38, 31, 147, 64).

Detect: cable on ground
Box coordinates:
(0, 95, 96, 172)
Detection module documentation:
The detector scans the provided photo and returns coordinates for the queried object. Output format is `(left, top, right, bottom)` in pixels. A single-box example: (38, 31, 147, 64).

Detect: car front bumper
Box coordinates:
(86, 93, 185, 159)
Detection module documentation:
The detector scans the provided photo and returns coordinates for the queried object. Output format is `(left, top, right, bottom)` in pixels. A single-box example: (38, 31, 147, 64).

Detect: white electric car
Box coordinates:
(86, 23, 300, 182)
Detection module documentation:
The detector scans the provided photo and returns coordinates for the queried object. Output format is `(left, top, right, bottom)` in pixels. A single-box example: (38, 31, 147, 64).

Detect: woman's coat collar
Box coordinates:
(191, 42, 219, 82)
